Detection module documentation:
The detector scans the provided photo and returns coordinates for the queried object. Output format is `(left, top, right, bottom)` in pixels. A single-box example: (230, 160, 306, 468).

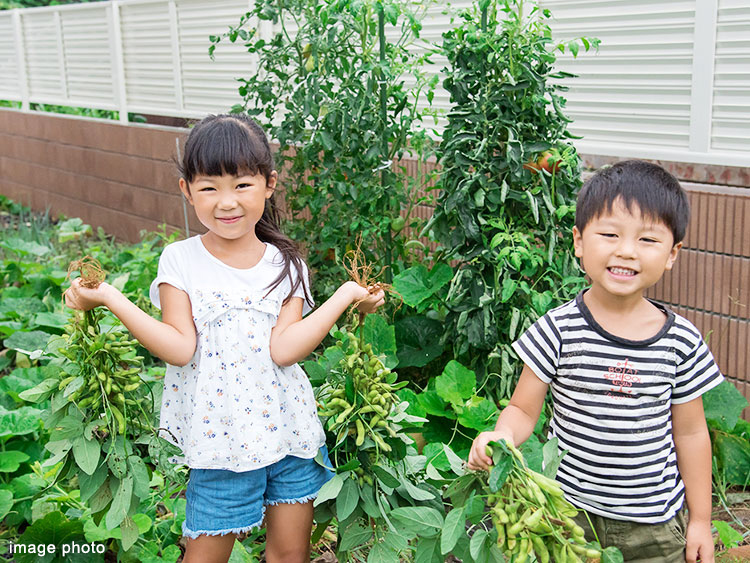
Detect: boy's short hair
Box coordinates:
(575, 160, 690, 244)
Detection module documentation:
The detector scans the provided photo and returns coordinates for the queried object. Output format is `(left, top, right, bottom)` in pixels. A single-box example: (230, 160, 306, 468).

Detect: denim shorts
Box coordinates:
(182, 446, 334, 538)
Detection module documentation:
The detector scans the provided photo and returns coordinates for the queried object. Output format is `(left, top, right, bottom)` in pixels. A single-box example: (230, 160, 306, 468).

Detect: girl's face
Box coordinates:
(179, 171, 276, 242)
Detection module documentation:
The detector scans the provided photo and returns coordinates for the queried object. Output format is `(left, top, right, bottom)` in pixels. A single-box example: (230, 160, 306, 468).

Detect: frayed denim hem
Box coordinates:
(265, 492, 318, 506)
(181, 512, 265, 539)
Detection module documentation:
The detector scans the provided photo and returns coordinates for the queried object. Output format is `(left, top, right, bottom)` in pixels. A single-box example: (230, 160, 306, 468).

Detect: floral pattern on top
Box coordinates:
(159, 287, 324, 471)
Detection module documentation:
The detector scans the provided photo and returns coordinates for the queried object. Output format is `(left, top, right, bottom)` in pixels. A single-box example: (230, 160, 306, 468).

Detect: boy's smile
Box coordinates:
(573, 198, 681, 303)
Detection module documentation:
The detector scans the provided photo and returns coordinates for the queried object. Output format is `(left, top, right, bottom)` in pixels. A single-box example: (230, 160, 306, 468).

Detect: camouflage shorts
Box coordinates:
(573, 506, 687, 563)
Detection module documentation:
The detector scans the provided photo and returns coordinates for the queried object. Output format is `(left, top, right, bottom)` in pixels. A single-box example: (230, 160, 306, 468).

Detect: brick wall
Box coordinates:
(1, 108, 748, 412)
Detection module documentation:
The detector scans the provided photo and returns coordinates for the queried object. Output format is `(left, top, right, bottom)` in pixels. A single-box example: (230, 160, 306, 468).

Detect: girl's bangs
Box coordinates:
(186, 118, 269, 180)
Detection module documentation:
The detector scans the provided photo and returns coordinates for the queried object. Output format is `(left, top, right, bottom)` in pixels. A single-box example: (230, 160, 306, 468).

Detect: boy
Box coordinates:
(468, 160, 722, 563)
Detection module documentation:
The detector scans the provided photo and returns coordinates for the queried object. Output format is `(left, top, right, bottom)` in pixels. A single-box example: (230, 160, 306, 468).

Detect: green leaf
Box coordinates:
(440, 505, 465, 554)
(17, 378, 58, 404)
(0, 450, 30, 472)
(106, 474, 134, 529)
(435, 360, 476, 405)
(0, 405, 44, 437)
(4, 330, 51, 355)
(367, 542, 399, 563)
(457, 398, 498, 431)
(0, 297, 46, 320)
(80, 462, 109, 503)
(417, 390, 451, 418)
(401, 479, 437, 501)
(32, 311, 68, 330)
(469, 528, 488, 561)
(542, 436, 565, 478)
(314, 472, 344, 505)
(713, 430, 750, 486)
(336, 476, 359, 521)
(128, 455, 151, 499)
(0, 366, 55, 402)
(602, 546, 624, 563)
(0, 238, 51, 257)
(392, 264, 451, 308)
(364, 314, 398, 369)
(704, 380, 748, 432)
(372, 464, 400, 489)
(15, 511, 85, 563)
(0, 489, 13, 520)
(713, 520, 743, 549)
(488, 456, 512, 492)
(339, 521, 373, 551)
(228, 539, 255, 562)
(395, 315, 444, 368)
(390, 506, 443, 533)
(414, 536, 441, 563)
(120, 515, 139, 551)
(72, 436, 100, 476)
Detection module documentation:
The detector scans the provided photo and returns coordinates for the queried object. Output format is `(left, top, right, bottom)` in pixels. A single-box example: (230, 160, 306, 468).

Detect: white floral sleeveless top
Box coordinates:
(149, 236, 325, 471)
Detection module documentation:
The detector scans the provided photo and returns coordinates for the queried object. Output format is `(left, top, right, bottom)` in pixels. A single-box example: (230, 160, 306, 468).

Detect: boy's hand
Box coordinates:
(345, 281, 385, 314)
(685, 520, 714, 563)
(64, 279, 114, 311)
(467, 429, 514, 471)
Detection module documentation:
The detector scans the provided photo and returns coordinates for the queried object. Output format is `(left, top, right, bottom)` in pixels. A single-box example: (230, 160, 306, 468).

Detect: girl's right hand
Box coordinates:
(345, 281, 385, 314)
(467, 429, 515, 471)
(64, 279, 116, 311)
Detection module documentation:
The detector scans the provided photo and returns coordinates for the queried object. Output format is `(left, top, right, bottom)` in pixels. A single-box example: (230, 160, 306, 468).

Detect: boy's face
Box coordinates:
(572, 198, 682, 300)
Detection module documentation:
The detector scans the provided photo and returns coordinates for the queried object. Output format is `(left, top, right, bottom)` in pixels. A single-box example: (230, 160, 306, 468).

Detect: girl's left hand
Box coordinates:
(346, 281, 385, 314)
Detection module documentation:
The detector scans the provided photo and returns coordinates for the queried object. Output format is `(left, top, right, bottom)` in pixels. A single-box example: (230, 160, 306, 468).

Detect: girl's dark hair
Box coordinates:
(575, 160, 690, 244)
(179, 114, 313, 309)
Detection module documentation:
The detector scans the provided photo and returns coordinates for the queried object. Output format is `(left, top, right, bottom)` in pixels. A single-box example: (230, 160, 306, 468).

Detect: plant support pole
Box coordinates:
(378, 2, 392, 284)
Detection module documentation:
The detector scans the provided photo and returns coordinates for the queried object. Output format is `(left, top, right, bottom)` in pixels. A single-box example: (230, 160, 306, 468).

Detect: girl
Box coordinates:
(64, 114, 385, 563)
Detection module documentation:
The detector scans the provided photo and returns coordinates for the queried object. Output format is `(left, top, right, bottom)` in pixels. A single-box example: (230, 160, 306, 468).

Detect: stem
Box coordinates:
(377, 1, 393, 284)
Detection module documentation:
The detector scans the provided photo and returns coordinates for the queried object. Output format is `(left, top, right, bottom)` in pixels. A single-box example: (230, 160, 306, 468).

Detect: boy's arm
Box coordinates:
(65, 279, 197, 366)
(269, 281, 385, 367)
(672, 398, 715, 563)
(467, 364, 549, 471)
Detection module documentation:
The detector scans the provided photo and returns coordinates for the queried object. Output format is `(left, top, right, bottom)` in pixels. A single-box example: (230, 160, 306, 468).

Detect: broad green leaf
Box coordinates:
(704, 380, 748, 432)
(414, 536, 441, 563)
(390, 506, 443, 533)
(336, 476, 359, 521)
(440, 505, 465, 554)
(32, 311, 68, 330)
(372, 464, 400, 489)
(469, 528, 488, 561)
(602, 546, 624, 563)
(488, 456, 512, 492)
(367, 542, 399, 563)
(80, 462, 108, 502)
(0, 489, 13, 520)
(457, 398, 498, 431)
(713, 430, 750, 486)
(435, 360, 476, 405)
(0, 238, 51, 257)
(520, 434, 544, 472)
(128, 455, 151, 499)
(314, 472, 344, 505)
(0, 405, 44, 437)
(363, 314, 398, 369)
(713, 520, 743, 549)
(228, 539, 255, 563)
(106, 474, 134, 529)
(338, 521, 373, 551)
(542, 436, 565, 478)
(0, 450, 30, 472)
(0, 366, 52, 401)
(393, 265, 432, 308)
(4, 330, 51, 355)
(400, 479, 437, 501)
(72, 436, 100, 476)
(139, 542, 181, 563)
(18, 378, 58, 404)
(417, 390, 451, 418)
(15, 511, 85, 563)
(0, 297, 46, 320)
(120, 515, 139, 551)
(394, 315, 444, 368)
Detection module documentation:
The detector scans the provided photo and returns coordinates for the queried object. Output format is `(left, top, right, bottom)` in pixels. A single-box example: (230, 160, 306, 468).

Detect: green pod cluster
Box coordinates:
(485, 444, 603, 562)
(316, 326, 400, 455)
(57, 308, 148, 436)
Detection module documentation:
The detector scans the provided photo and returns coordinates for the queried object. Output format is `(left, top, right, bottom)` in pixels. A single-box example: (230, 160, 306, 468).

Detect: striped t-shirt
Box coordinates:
(512, 291, 723, 523)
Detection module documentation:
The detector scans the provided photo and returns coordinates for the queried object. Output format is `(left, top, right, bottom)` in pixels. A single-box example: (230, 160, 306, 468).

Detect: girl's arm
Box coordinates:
(64, 279, 197, 366)
(269, 281, 385, 367)
(672, 398, 715, 563)
(467, 363, 549, 471)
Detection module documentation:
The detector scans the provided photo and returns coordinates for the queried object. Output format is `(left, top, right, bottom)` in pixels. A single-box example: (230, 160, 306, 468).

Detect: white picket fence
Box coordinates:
(0, 0, 748, 166)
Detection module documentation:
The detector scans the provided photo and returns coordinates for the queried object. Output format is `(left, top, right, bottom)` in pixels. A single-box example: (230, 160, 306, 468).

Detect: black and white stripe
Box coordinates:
(512, 291, 723, 523)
